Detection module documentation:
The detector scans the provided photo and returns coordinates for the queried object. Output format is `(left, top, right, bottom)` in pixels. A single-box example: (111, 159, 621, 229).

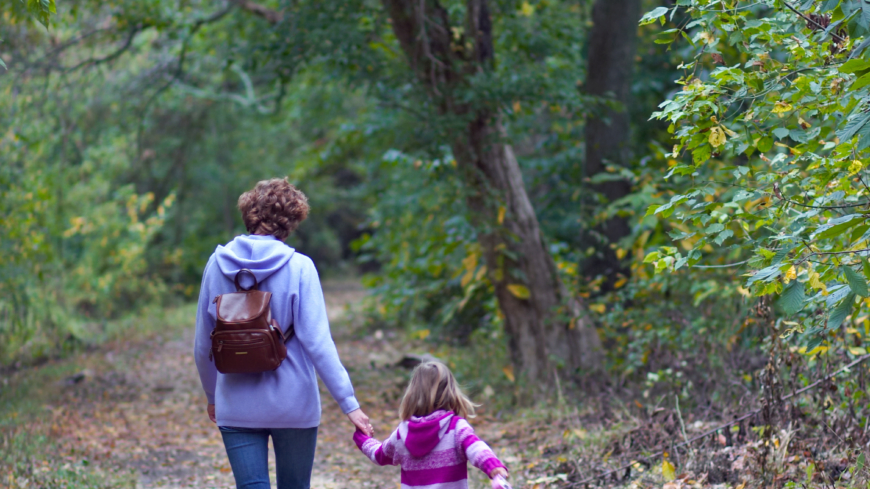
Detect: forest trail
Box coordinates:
(4, 283, 518, 489)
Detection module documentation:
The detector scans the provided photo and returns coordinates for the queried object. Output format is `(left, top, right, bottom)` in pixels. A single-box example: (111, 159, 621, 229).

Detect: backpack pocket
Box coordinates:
(212, 329, 285, 374)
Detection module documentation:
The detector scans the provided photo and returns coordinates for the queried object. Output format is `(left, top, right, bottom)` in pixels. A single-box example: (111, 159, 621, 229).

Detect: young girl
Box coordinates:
(353, 361, 509, 489)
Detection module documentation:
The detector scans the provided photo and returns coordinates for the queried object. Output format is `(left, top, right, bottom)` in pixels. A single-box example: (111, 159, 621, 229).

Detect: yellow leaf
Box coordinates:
(784, 266, 796, 284)
(512, 100, 521, 113)
(615, 248, 627, 260)
(589, 303, 606, 314)
(462, 251, 478, 272)
(474, 265, 487, 281)
(808, 271, 828, 294)
(414, 329, 431, 340)
(709, 126, 726, 147)
(507, 284, 530, 299)
(613, 277, 628, 289)
(461, 270, 475, 288)
(519, 1, 535, 16)
(799, 345, 828, 355)
(772, 101, 793, 115)
(849, 160, 864, 175)
(849, 346, 867, 355)
(497, 206, 506, 225)
(662, 459, 676, 481)
(502, 365, 515, 382)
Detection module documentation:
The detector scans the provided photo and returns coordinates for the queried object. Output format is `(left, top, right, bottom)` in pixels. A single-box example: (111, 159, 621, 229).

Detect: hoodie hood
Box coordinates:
(214, 235, 295, 288)
(398, 410, 455, 458)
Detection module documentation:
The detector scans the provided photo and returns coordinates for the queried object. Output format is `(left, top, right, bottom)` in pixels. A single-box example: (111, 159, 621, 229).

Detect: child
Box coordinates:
(353, 361, 509, 489)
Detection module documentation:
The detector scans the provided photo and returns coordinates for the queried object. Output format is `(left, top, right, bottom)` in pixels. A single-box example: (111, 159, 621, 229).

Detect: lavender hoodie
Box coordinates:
(194, 234, 360, 428)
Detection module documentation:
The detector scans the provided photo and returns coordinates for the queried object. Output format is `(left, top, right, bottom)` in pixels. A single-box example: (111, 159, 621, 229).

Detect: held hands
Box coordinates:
(347, 408, 374, 436)
(489, 468, 510, 489)
(207, 403, 216, 424)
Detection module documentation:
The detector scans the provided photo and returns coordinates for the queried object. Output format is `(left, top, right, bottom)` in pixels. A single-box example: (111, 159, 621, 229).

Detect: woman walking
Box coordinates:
(194, 177, 371, 489)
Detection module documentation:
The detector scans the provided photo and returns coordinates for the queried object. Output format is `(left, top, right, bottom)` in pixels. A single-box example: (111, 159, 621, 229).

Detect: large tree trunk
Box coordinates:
(453, 117, 602, 382)
(382, 0, 602, 384)
(583, 0, 642, 286)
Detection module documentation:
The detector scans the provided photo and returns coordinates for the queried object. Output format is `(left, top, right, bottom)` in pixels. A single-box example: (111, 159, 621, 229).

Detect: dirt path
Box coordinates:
(6, 283, 515, 489)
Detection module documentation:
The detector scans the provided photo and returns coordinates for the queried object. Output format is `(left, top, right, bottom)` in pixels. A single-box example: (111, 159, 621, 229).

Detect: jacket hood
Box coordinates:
(214, 235, 295, 287)
(398, 410, 454, 458)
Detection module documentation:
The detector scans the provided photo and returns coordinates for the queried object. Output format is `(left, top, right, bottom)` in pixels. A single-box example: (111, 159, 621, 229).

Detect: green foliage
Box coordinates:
(2, 0, 57, 28)
(354, 149, 497, 341)
(0, 1, 373, 364)
(644, 0, 870, 358)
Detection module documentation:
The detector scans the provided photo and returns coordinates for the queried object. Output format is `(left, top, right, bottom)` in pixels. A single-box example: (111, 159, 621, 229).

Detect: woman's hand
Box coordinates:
(347, 408, 373, 436)
(207, 403, 216, 424)
(489, 467, 508, 480)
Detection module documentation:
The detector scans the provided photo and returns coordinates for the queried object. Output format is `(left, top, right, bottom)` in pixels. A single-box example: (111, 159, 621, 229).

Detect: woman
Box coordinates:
(194, 177, 372, 489)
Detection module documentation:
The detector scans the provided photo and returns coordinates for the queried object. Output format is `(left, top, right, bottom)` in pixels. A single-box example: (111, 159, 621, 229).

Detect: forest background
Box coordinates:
(5, 0, 870, 487)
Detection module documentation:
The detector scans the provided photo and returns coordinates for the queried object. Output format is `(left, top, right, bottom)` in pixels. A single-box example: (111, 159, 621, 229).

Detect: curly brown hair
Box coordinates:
(237, 178, 310, 241)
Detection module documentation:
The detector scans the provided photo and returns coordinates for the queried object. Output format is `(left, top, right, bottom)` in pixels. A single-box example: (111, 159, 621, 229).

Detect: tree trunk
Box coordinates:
(453, 116, 602, 382)
(381, 0, 603, 384)
(583, 0, 642, 286)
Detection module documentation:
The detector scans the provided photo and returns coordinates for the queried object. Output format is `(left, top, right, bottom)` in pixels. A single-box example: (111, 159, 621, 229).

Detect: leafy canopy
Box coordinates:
(644, 0, 870, 356)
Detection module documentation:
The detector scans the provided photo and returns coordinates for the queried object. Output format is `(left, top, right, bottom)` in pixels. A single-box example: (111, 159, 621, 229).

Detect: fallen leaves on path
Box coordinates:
(1, 284, 513, 488)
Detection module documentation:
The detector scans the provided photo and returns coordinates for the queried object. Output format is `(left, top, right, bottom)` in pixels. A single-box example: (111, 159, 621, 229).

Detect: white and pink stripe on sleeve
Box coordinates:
(354, 429, 401, 466)
(455, 419, 505, 477)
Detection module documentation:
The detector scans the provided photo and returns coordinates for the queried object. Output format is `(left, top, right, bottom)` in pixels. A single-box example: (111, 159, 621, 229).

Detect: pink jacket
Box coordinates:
(353, 410, 506, 489)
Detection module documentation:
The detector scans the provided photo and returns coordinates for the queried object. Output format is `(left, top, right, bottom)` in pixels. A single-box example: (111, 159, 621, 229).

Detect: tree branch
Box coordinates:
(229, 0, 282, 24)
(65, 26, 143, 73)
(782, 0, 846, 44)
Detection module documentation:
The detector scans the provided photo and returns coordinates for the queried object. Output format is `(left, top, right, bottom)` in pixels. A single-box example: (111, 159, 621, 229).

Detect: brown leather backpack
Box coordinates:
(209, 269, 294, 374)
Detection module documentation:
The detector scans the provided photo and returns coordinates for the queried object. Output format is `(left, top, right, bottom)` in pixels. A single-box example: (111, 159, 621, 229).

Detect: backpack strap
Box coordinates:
(234, 268, 258, 291)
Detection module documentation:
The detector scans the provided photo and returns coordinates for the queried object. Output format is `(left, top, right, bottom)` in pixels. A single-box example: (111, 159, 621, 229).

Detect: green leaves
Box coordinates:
(860, 0, 870, 32)
(844, 266, 869, 296)
(811, 214, 863, 241)
(837, 110, 870, 141)
(644, 0, 870, 356)
(640, 6, 670, 26)
(829, 293, 856, 329)
(26, 0, 57, 28)
(779, 282, 806, 315)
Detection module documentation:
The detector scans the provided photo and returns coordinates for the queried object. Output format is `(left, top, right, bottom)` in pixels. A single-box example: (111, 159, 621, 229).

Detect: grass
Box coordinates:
(1, 429, 138, 489)
(0, 304, 194, 489)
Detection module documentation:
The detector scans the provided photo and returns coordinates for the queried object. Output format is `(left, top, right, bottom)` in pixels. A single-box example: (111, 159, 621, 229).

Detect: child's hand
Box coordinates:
(490, 469, 511, 489)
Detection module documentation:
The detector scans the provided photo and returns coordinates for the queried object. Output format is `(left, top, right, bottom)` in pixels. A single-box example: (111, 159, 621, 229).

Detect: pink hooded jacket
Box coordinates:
(353, 410, 506, 489)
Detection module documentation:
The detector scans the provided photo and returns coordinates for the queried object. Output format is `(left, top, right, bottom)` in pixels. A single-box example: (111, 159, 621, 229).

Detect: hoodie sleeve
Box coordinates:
(194, 255, 219, 405)
(353, 429, 401, 466)
(293, 257, 360, 414)
(455, 418, 506, 478)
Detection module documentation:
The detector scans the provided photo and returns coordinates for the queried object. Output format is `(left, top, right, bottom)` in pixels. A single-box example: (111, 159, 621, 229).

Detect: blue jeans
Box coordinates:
(219, 426, 318, 489)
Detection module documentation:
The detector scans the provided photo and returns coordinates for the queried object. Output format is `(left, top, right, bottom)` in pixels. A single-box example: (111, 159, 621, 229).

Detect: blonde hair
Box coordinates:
(399, 361, 478, 421)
